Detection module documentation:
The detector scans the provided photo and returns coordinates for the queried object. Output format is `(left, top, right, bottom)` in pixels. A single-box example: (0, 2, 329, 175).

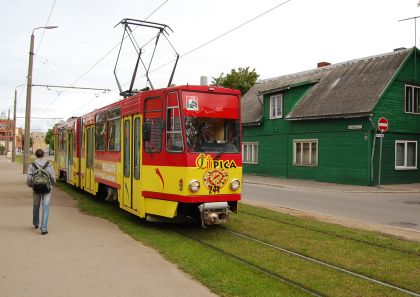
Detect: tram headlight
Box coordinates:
(230, 179, 240, 191)
(189, 180, 200, 192)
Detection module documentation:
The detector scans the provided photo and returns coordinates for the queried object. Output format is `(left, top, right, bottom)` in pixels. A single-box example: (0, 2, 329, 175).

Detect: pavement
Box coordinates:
(244, 174, 420, 193)
(0, 156, 216, 297)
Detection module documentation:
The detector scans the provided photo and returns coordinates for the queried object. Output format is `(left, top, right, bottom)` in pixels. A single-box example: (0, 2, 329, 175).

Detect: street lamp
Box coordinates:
(12, 84, 24, 162)
(23, 25, 58, 174)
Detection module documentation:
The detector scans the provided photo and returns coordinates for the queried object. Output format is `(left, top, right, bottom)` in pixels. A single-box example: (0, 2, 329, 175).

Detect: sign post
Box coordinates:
(377, 117, 389, 187)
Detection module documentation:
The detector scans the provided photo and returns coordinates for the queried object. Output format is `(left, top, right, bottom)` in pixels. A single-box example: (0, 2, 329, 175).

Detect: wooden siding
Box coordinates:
(243, 49, 420, 185)
(372, 51, 420, 184)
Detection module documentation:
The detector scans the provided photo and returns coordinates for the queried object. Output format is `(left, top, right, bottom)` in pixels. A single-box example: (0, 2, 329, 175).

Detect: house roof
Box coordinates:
(241, 48, 413, 124)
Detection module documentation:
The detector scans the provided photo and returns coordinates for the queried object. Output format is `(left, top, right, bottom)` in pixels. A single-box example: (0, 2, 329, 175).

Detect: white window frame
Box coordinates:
(395, 140, 417, 170)
(404, 84, 420, 114)
(269, 94, 283, 119)
(293, 139, 318, 166)
(242, 142, 258, 164)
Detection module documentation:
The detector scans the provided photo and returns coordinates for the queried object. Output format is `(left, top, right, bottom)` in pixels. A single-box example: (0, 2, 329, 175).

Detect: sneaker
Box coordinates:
(41, 231, 48, 235)
(34, 225, 39, 229)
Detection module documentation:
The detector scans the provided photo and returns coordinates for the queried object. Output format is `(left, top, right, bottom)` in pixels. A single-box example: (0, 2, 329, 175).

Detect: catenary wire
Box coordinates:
(36, 0, 58, 53)
(68, 0, 293, 115)
(39, 0, 170, 115)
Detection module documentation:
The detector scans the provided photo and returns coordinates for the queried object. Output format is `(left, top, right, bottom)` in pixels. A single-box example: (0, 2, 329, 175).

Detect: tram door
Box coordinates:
(67, 131, 74, 183)
(122, 115, 142, 212)
(85, 126, 95, 193)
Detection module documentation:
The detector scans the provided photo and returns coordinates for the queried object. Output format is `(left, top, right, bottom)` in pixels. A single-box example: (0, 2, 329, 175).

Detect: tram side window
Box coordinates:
(95, 112, 106, 151)
(134, 118, 141, 179)
(107, 108, 121, 151)
(166, 92, 183, 152)
(59, 130, 65, 153)
(144, 97, 163, 153)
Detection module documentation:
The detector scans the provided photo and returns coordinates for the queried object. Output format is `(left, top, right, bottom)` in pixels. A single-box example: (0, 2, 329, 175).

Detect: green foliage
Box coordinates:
(45, 128, 54, 150)
(212, 67, 259, 95)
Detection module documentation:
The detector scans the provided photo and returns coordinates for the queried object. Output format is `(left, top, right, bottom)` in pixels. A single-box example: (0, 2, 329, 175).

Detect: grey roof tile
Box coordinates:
(242, 48, 412, 123)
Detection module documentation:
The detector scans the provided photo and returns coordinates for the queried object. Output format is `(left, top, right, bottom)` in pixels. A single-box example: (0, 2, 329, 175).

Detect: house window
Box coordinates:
(395, 141, 417, 170)
(294, 139, 318, 166)
(242, 142, 258, 164)
(405, 85, 420, 114)
(269, 94, 283, 119)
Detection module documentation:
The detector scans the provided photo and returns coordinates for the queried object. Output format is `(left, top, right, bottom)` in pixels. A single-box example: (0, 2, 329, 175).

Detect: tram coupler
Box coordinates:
(198, 202, 230, 227)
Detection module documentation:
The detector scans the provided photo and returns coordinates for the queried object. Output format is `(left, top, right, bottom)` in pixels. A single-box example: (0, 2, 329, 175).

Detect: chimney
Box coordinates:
(317, 61, 331, 68)
(200, 76, 208, 86)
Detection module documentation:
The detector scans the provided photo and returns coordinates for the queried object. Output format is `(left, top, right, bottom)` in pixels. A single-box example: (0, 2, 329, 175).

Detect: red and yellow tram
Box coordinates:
(54, 85, 242, 226)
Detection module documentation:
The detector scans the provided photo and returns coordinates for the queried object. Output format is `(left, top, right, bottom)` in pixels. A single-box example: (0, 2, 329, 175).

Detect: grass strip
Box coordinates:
(186, 226, 409, 297)
(56, 182, 311, 297)
(56, 182, 420, 296)
(239, 203, 420, 255)
(231, 204, 420, 293)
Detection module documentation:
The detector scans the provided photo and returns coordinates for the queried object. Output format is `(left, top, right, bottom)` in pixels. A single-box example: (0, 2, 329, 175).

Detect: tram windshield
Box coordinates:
(185, 117, 240, 153)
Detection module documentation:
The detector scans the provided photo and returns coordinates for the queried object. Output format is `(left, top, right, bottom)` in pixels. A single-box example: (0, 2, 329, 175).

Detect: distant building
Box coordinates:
(241, 47, 420, 185)
(0, 118, 13, 150)
(31, 131, 49, 153)
(15, 127, 23, 153)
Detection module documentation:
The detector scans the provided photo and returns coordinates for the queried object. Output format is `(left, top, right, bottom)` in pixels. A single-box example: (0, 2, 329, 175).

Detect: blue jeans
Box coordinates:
(33, 192, 51, 232)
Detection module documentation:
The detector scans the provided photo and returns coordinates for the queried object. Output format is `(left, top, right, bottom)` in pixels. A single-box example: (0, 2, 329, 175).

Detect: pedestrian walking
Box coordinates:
(27, 149, 56, 235)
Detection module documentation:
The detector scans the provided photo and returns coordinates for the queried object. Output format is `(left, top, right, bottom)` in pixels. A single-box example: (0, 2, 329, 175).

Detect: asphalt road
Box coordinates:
(242, 183, 420, 232)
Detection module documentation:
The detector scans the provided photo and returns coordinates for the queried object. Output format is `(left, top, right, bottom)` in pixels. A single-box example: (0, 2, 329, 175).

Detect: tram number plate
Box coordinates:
(208, 186, 220, 194)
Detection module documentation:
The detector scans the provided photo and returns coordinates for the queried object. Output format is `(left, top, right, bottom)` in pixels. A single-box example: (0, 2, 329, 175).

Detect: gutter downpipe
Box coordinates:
(369, 114, 376, 185)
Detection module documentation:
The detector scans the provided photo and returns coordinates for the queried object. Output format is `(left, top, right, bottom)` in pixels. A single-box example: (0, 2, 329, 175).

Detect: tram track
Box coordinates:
(222, 227, 420, 297)
(175, 226, 420, 297)
(175, 228, 325, 297)
(240, 209, 420, 257)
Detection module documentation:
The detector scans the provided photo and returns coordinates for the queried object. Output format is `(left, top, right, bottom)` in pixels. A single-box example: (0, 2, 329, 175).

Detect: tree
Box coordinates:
(211, 67, 259, 96)
(45, 128, 54, 151)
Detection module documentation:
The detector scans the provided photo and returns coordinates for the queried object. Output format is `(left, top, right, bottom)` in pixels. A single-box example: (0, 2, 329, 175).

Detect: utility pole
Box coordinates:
(12, 84, 23, 162)
(23, 26, 58, 174)
(12, 91, 17, 162)
(5, 108, 10, 156)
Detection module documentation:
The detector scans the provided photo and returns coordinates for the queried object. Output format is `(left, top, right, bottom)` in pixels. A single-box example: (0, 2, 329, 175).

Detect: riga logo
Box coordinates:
(195, 153, 237, 170)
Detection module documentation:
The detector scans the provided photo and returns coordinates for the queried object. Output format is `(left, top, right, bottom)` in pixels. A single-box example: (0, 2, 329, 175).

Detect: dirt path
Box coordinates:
(0, 157, 216, 297)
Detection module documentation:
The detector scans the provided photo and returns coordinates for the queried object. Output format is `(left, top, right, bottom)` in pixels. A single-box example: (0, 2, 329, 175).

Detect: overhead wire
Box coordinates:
(43, 0, 169, 116)
(69, 0, 293, 115)
(36, 0, 58, 53)
(126, 0, 294, 85)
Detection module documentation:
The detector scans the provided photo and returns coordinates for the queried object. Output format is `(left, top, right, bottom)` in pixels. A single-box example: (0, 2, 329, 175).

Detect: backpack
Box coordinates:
(32, 161, 52, 193)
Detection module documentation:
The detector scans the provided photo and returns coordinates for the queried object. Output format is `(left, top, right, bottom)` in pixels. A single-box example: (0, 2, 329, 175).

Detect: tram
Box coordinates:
(54, 85, 242, 226)
(53, 19, 242, 226)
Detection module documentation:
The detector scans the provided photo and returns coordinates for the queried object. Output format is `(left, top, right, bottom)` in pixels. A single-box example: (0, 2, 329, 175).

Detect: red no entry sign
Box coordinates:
(378, 117, 389, 133)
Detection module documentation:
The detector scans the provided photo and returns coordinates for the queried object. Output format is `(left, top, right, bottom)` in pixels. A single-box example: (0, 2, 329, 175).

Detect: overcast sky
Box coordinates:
(0, 0, 418, 132)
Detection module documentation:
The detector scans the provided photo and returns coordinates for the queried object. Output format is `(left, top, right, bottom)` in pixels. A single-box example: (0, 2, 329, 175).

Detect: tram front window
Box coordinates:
(185, 117, 240, 153)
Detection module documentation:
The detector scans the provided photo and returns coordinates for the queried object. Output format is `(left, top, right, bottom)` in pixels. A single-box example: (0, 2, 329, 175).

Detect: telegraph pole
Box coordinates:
(23, 26, 58, 174)
(5, 108, 10, 156)
(12, 84, 24, 162)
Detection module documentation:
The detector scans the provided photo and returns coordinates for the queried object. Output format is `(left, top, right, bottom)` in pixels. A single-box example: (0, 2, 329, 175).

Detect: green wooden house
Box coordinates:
(241, 47, 420, 185)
